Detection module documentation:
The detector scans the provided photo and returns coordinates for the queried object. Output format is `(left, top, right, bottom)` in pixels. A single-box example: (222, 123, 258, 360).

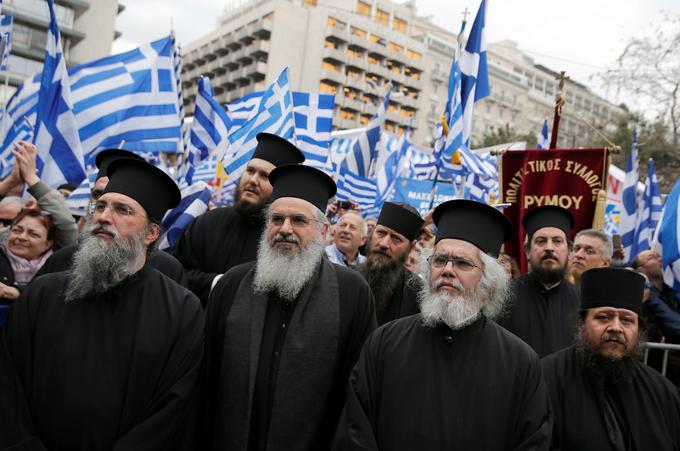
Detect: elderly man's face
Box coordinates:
(368, 224, 411, 267)
(266, 197, 325, 255)
(527, 227, 569, 270)
(91, 192, 159, 246)
(334, 212, 366, 256)
(236, 158, 275, 209)
(583, 307, 639, 359)
(570, 235, 610, 277)
(428, 238, 483, 296)
(636, 250, 663, 278)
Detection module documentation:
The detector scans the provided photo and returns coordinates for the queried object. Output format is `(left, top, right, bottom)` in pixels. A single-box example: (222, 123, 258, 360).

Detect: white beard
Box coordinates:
(419, 278, 485, 330)
(253, 232, 325, 302)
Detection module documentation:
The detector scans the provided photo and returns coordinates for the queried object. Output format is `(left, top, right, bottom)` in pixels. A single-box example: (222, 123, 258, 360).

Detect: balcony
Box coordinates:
(325, 25, 350, 43)
(252, 17, 273, 39)
(337, 95, 366, 113)
(335, 117, 360, 130)
(251, 40, 270, 58)
(320, 69, 345, 86)
(247, 61, 267, 78)
(322, 46, 346, 62)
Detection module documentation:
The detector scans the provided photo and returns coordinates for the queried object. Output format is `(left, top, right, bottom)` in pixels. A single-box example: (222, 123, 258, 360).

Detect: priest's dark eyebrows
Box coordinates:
(245, 163, 269, 180)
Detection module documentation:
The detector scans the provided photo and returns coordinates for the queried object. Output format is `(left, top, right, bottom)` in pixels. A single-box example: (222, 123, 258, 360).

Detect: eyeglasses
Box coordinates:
(0, 217, 13, 227)
(269, 213, 323, 228)
(90, 200, 139, 218)
(427, 254, 482, 272)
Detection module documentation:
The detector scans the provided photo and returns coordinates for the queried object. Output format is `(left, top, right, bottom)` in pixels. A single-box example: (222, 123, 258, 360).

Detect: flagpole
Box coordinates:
(549, 71, 569, 149)
(1, 33, 9, 143)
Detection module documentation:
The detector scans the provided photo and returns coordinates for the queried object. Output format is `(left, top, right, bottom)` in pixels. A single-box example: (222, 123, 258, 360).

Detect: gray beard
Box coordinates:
(64, 223, 147, 302)
(253, 232, 325, 302)
(418, 279, 486, 330)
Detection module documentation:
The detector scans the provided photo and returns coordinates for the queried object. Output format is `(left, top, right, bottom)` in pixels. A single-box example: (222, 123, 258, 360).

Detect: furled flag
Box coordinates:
(32, 0, 86, 187)
(620, 128, 639, 263)
(459, 0, 489, 146)
(343, 84, 391, 177)
(222, 67, 295, 180)
(0, 14, 12, 72)
(634, 158, 663, 252)
(536, 118, 550, 149)
(185, 76, 232, 184)
(651, 178, 680, 300)
(159, 181, 212, 251)
(172, 37, 185, 155)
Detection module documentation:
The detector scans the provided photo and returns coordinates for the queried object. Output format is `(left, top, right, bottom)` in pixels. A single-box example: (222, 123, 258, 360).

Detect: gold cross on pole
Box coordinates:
(461, 7, 470, 23)
(555, 71, 570, 93)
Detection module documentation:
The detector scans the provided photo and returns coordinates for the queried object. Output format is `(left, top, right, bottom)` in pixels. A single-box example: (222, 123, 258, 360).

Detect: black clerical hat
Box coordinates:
(252, 133, 305, 167)
(377, 202, 424, 241)
(95, 149, 145, 180)
(104, 158, 181, 223)
(432, 200, 513, 255)
(581, 267, 644, 315)
(522, 205, 574, 241)
(268, 164, 336, 212)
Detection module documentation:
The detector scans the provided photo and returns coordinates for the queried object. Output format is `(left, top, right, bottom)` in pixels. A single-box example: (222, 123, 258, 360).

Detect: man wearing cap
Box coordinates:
(541, 267, 680, 450)
(174, 133, 305, 305)
(37, 148, 188, 286)
(0, 158, 204, 450)
(499, 205, 581, 357)
(202, 165, 376, 451)
(333, 200, 552, 450)
(357, 202, 424, 325)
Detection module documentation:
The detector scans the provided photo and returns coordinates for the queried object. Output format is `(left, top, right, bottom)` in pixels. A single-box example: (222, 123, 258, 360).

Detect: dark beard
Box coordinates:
(233, 182, 266, 219)
(574, 327, 645, 385)
(531, 264, 566, 284)
(357, 248, 408, 314)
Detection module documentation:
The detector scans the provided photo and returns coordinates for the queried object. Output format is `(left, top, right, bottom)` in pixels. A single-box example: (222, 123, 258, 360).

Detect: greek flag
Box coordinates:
(405, 146, 438, 180)
(328, 134, 357, 172)
(437, 53, 466, 177)
(0, 73, 41, 176)
(191, 153, 220, 184)
(33, 0, 86, 187)
(620, 129, 639, 263)
(65, 169, 98, 216)
(173, 39, 185, 154)
(222, 67, 295, 180)
(343, 85, 391, 177)
(336, 166, 378, 210)
(185, 76, 231, 184)
(536, 119, 550, 149)
(651, 178, 680, 300)
(159, 181, 212, 251)
(227, 91, 263, 126)
(634, 158, 663, 252)
(0, 14, 12, 72)
(459, 0, 489, 146)
(376, 131, 410, 203)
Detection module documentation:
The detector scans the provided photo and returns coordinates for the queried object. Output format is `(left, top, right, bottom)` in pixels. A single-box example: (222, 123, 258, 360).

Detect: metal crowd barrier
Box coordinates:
(643, 342, 680, 382)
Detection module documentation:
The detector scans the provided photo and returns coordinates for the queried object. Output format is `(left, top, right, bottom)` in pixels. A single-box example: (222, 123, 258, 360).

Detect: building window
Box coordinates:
(388, 42, 403, 54)
(322, 60, 340, 72)
(393, 17, 407, 32)
(369, 34, 386, 46)
(375, 9, 389, 25)
(406, 49, 421, 60)
(346, 47, 363, 58)
(387, 102, 397, 113)
(384, 122, 395, 132)
(346, 67, 361, 78)
(400, 108, 414, 118)
(344, 87, 360, 99)
(351, 27, 366, 37)
(340, 109, 357, 120)
(357, 1, 371, 16)
(360, 114, 371, 125)
(367, 55, 380, 65)
(303, 0, 317, 5)
(325, 39, 337, 49)
(320, 81, 337, 93)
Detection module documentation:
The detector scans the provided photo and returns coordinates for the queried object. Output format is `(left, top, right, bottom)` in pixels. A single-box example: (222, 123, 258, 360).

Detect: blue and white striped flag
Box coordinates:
(159, 181, 212, 250)
(536, 119, 550, 149)
(173, 38, 185, 155)
(343, 84, 391, 177)
(651, 178, 680, 300)
(620, 129, 639, 263)
(336, 166, 378, 211)
(0, 73, 40, 167)
(376, 131, 410, 203)
(291, 92, 334, 171)
(405, 146, 438, 180)
(190, 152, 220, 184)
(634, 158, 663, 252)
(65, 168, 98, 216)
(0, 14, 12, 72)
(227, 91, 264, 126)
(185, 76, 231, 184)
(33, 0, 86, 187)
(222, 67, 295, 180)
(459, 0, 489, 146)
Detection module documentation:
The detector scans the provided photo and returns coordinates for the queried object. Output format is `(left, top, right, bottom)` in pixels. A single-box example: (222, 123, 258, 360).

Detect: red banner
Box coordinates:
(501, 149, 608, 272)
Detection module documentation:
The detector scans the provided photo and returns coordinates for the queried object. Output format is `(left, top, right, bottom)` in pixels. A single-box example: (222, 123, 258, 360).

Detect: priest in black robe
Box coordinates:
(334, 200, 552, 450)
(173, 133, 305, 304)
(541, 267, 680, 450)
(0, 158, 204, 451)
(357, 202, 424, 325)
(203, 164, 376, 451)
(499, 205, 580, 357)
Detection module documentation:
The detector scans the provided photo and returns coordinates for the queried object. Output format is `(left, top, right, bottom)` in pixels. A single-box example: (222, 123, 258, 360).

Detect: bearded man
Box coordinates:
(541, 267, 680, 450)
(174, 133, 305, 304)
(333, 200, 552, 451)
(203, 164, 376, 451)
(0, 158, 204, 450)
(357, 202, 424, 325)
(499, 205, 581, 357)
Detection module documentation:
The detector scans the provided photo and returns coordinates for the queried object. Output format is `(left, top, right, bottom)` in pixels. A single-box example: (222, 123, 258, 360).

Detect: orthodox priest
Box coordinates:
(333, 200, 552, 451)
(203, 164, 376, 451)
(174, 133, 305, 304)
(36, 148, 188, 287)
(0, 158, 204, 450)
(499, 205, 580, 357)
(541, 267, 680, 450)
(357, 202, 424, 325)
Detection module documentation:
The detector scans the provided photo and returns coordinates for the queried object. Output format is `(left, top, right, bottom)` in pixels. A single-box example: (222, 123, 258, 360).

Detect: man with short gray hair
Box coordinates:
(326, 210, 367, 268)
(568, 228, 612, 285)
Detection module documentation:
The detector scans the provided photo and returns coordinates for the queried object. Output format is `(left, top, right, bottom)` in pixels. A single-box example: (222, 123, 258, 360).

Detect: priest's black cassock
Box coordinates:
(333, 314, 552, 450)
(173, 206, 263, 304)
(541, 347, 680, 450)
(375, 267, 421, 326)
(499, 273, 580, 357)
(36, 243, 189, 288)
(0, 266, 204, 451)
(202, 259, 376, 451)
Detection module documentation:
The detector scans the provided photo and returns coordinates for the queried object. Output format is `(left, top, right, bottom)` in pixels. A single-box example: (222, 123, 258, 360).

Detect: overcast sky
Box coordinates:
(113, 0, 679, 105)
